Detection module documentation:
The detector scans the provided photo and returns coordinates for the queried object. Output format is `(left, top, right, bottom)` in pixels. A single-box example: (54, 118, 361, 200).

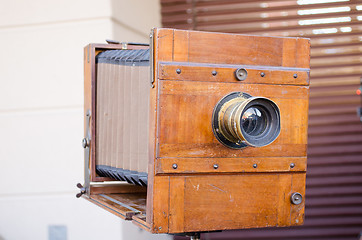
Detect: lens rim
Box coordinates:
(212, 92, 250, 149)
(234, 98, 280, 147)
(212, 92, 280, 149)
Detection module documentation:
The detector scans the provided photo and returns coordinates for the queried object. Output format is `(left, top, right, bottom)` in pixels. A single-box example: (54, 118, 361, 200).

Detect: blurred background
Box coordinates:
(1, 0, 361, 240)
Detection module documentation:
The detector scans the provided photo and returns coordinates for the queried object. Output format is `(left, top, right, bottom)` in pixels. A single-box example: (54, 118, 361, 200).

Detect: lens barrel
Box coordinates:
(212, 92, 280, 149)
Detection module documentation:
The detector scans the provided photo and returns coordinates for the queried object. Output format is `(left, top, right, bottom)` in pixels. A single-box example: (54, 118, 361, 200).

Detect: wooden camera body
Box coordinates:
(81, 28, 310, 234)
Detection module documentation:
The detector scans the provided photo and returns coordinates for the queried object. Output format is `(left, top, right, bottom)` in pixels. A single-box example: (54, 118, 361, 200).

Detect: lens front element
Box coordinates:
(212, 92, 280, 149)
(241, 107, 267, 136)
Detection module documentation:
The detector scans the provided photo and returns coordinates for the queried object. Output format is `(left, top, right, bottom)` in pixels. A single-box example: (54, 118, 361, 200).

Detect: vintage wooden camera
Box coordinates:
(79, 28, 310, 235)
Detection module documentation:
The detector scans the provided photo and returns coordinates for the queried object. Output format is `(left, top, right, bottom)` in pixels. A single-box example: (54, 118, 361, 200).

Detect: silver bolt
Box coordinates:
(212, 70, 217, 76)
(293, 73, 298, 78)
(213, 164, 219, 169)
(253, 164, 257, 168)
(172, 163, 178, 169)
(290, 163, 295, 168)
(260, 72, 265, 77)
(158, 227, 162, 230)
(176, 69, 181, 74)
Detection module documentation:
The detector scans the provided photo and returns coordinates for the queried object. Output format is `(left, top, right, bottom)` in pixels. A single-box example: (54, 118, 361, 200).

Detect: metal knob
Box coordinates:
(291, 192, 303, 205)
(235, 68, 247, 81)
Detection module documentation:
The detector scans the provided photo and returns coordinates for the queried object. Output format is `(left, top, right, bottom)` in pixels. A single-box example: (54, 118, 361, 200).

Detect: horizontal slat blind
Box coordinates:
(163, 0, 362, 239)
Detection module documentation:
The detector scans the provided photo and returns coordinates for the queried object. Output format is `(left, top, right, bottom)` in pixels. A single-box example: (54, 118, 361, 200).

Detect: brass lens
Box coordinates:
(212, 92, 280, 149)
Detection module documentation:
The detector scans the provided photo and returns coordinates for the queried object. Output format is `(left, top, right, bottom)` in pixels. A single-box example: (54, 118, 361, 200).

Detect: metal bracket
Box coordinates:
(77, 109, 91, 198)
(150, 30, 155, 88)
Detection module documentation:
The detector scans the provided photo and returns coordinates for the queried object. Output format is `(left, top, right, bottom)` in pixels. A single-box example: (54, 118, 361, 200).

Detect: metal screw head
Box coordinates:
(172, 163, 178, 169)
(260, 72, 265, 77)
(293, 73, 298, 78)
(158, 226, 162, 230)
(253, 164, 257, 168)
(176, 68, 181, 74)
(213, 164, 219, 169)
(291, 192, 303, 205)
(212, 70, 217, 76)
(82, 138, 89, 148)
(235, 68, 248, 81)
(290, 163, 295, 168)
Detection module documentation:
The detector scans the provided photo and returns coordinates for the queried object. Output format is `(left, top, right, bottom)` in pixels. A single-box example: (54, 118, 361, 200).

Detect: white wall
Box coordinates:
(0, 1, 168, 240)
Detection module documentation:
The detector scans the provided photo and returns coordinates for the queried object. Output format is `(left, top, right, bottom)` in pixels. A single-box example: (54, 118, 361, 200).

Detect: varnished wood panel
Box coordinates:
(156, 157, 307, 174)
(173, 30, 189, 62)
(167, 174, 305, 233)
(157, 80, 309, 158)
(153, 28, 310, 69)
(148, 28, 174, 232)
(151, 175, 170, 233)
(169, 177, 185, 232)
(291, 173, 306, 225)
(151, 28, 309, 233)
(188, 30, 309, 68)
(159, 62, 309, 85)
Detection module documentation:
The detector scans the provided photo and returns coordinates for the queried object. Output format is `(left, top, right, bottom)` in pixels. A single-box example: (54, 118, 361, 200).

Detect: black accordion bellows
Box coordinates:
(95, 49, 150, 186)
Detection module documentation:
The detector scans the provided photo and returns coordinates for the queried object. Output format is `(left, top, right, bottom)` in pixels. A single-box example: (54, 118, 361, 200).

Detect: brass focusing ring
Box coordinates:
(212, 92, 281, 149)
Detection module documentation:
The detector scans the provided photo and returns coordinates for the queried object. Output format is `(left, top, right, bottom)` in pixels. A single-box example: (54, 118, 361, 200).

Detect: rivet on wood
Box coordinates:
(253, 164, 257, 168)
(293, 73, 298, 78)
(172, 163, 178, 169)
(290, 163, 295, 168)
(260, 72, 265, 77)
(213, 164, 219, 169)
(158, 226, 162, 230)
(176, 68, 181, 74)
(212, 70, 217, 76)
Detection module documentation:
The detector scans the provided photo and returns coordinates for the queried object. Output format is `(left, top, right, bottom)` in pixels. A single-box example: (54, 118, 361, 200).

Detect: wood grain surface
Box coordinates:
(167, 173, 306, 233)
(150, 28, 310, 233)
